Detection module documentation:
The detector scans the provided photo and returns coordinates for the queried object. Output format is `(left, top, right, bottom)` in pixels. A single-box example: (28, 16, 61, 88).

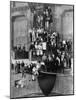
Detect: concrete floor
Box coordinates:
(10, 58, 74, 98)
(10, 71, 73, 98)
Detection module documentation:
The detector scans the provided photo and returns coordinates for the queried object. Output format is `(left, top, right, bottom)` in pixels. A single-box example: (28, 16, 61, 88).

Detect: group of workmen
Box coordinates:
(12, 6, 72, 84)
(13, 45, 28, 59)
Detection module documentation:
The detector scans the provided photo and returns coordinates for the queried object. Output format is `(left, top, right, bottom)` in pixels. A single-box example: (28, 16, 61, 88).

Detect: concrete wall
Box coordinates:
(11, 4, 33, 51)
(62, 11, 73, 40)
(53, 5, 73, 40)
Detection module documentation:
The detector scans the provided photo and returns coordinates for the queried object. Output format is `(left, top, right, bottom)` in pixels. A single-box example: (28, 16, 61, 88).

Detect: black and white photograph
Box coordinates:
(10, 1, 74, 99)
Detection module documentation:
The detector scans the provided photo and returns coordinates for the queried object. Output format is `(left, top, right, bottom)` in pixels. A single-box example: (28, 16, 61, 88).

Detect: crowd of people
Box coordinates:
(28, 6, 72, 72)
(13, 45, 29, 59)
(33, 6, 53, 29)
(11, 6, 72, 84)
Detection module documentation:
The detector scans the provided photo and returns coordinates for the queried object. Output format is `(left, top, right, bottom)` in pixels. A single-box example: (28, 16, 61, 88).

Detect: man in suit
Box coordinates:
(21, 61, 25, 78)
